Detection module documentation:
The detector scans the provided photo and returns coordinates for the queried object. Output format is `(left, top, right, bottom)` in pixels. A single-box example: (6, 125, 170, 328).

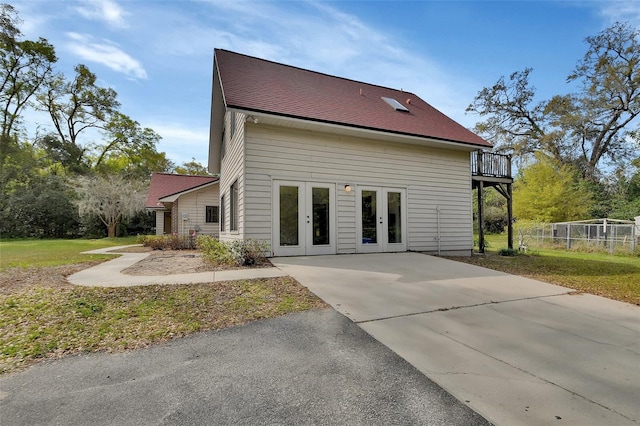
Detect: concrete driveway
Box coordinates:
(272, 252, 640, 426)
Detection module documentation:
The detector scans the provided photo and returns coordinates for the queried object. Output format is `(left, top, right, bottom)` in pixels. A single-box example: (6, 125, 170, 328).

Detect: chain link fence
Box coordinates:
(515, 219, 638, 254)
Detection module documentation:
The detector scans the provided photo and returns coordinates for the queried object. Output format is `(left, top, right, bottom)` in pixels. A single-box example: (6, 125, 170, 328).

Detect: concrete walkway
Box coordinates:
(68, 245, 287, 287)
(272, 252, 640, 426)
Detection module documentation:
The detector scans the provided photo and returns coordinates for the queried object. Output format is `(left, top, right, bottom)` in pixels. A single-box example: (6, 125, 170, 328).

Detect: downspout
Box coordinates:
(436, 206, 441, 256)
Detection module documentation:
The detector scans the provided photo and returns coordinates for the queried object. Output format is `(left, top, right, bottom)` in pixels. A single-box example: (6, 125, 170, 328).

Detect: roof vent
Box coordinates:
(382, 96, 409, 112)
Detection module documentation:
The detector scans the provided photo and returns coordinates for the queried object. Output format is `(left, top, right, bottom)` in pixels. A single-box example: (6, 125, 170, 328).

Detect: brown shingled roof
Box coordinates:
(215, 49, 491, 148)
(146, 173, 219, 209)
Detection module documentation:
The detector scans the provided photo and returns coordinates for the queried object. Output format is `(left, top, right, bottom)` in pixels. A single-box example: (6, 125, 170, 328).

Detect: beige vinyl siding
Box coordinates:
(219, 111, 245, 242)
(176, 186, 220, 237)
(155, 211, 164, 236)
(243, 125, 473, 255)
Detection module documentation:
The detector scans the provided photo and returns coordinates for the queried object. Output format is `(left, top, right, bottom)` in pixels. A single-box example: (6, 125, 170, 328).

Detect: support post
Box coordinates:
(477, 181, 485, 253)
(507, 182, 513, 250)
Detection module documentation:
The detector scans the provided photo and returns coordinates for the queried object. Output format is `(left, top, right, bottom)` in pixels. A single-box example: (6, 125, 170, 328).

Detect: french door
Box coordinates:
(356, 186, 407, 253)
(273, 181, 336, 256)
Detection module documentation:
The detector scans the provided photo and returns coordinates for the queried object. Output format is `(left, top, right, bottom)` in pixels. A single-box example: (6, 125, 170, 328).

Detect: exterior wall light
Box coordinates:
(344, 184, 352, 192)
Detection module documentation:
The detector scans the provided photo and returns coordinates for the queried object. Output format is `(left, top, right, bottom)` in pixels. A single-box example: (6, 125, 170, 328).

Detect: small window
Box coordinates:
(230, 180, 238, 231)
(220, 195, 226, 232)
(230, 111, 236, 138)
(206, 206, 219, 223)
(382, 96, 409, 112)
(221, 129, 226, 159)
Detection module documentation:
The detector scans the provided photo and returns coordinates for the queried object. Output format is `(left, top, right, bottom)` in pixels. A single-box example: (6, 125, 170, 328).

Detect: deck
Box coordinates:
(471, 151, 514, 251)
(471, 151, 513, 186)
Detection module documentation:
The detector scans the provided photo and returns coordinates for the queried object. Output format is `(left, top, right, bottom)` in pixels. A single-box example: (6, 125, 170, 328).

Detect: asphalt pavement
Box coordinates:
(0, 309, 491, 426)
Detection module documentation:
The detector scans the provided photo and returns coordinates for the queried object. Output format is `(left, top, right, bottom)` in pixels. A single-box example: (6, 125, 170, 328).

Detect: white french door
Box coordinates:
(272, 181, 336, 256)
(356, 186, 407, 253)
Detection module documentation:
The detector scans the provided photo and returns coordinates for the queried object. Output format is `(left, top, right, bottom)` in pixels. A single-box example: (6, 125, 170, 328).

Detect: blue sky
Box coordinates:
(12, 0, 640, 167)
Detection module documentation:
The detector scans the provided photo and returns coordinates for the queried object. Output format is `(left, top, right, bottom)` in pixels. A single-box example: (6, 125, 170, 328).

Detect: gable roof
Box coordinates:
(146, 173, 219, 209)
(214, 49, 491, 149)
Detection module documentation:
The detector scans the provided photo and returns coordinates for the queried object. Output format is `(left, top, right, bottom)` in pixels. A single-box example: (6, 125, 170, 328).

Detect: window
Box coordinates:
(206, 206, 219, 223)
(381, 96, 409, 112)
(230, 180, 238, 231)
(230, 111, 236, 138)
(220, 195, 226, 232)
(221, 129, 226, 159)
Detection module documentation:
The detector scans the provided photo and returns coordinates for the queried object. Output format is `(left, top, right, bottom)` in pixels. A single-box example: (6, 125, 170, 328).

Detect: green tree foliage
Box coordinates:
(173, 158, 212, 176)
(467, 22, 640, 181)
(0, 3, 56, 173)
(0, 4, 176, 238)
(473, 188, 508, 233)
(606, 158, 640, 220)
(93, 112, 170, 177)
(513, 154, 593, 222)
(0, 173, 79, 238)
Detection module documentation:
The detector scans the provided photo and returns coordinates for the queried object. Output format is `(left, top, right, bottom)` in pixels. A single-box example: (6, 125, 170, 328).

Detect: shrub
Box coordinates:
(197, 236, 268, 267)
(498, 247, 519, 257)
(197, 235, 233, 265)
(139, 235, 196, 250)
(228, 239, 269, 266)
(474, 237, 490, 249)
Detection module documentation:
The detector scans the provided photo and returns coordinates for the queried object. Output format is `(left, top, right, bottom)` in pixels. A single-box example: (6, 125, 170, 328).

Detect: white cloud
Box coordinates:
(167, 1, 477, 124)
(66, 32, 147, 79)
(597, 0, 640, 27)
(76, 0, 128, 29)
(150, 123, 210, 165)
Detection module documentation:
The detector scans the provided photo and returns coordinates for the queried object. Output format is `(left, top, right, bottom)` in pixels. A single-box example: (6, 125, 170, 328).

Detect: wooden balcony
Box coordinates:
(472, 150, 514, 251)
(471, 151, 513, 186)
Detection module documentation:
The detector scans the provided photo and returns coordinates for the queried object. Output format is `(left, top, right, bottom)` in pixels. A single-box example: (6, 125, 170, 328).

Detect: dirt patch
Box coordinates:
(0, 250, 274, 293)
(121, 249, 273, 276)
(0, 263, 99, 295)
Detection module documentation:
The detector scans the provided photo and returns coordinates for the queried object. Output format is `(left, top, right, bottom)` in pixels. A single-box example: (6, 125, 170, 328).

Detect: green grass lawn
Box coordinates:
(458, 233, 640, 306)
(0, 237, 326, 374)
(0, 237, 138, 270)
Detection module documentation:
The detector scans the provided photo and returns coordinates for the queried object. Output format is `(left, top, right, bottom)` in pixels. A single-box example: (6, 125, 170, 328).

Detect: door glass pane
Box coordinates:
(312, 187, 330, 245)
(387, 192, 402, 244)
(362, 190, 377, 244)
(279, 186, 298, 246)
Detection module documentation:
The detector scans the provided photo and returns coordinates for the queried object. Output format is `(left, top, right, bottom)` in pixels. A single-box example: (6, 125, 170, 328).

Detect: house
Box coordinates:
(208, 49, 492, 256)
(146, 172, 220, 237)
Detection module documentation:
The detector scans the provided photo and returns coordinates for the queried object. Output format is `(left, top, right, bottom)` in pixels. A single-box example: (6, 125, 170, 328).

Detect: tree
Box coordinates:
(0, 173, 79, 238)
(92, 112, 171, 177)
(513, 154, 592, 223)
(36, 64, 119, 168)
(36, 132, 89, 174)
(75, 174, 147, 237)
(0, 3, 56, 171)
(473, 188, 508, 233)
(173, 158, 211, 176)
(38, 66, 172, 176)
(467, 22, 640, 181)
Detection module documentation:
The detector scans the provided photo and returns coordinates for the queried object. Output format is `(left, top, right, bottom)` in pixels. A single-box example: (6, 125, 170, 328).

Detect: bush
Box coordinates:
(139, 235, 196, 250)
(474, 237, 490, 250)
(228, 239, 269, 266)
(197, 235, 233, 265)
(197, 236, 268, 267)
(498, 247, 519, 257)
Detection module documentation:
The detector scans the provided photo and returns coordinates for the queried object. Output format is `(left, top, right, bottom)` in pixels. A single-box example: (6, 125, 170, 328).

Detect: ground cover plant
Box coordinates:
(453, 233, 640, 306)
(0, 238, 325, 374)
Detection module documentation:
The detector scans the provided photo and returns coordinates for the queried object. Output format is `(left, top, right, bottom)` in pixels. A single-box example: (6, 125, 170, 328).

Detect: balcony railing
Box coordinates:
(472, 151, 512, 179)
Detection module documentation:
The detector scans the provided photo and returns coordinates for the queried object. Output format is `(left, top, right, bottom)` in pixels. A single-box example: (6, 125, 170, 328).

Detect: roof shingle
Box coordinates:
(146, 173, 218, 209)
(215, 49, 491, 148)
